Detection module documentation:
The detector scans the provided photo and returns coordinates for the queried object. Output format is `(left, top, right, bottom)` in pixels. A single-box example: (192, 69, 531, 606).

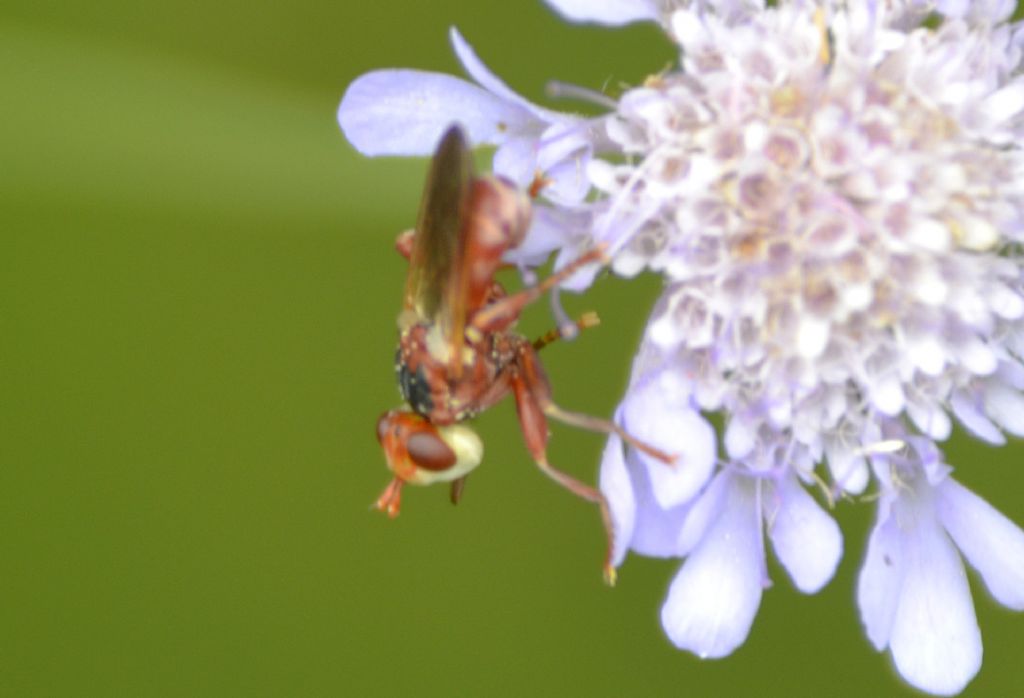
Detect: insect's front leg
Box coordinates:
(515, 334, 676, 466)
(468, 246, 608, 339)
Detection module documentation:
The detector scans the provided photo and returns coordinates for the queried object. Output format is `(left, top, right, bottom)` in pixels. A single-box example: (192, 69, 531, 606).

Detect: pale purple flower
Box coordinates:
(338, 26, 599, 206)
(340, 1, 1024, 695)
(583, 1, 1024, 694)
(858, 438, 1024, 695)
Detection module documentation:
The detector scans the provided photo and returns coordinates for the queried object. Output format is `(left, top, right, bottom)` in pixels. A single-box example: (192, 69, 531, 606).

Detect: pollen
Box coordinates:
(770, 85, 805, 118)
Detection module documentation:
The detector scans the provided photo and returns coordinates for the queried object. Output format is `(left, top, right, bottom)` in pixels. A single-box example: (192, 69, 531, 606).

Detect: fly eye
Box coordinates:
(406, 431, 457, 472)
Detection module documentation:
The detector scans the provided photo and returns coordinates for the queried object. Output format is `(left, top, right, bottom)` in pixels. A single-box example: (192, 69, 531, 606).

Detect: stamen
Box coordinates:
(813, 7, 832, 68)
(546, 80, 618, 110)
(595, 142, 673, 256)
(549, 286, 578, 341)
(855, 439, 907, 457)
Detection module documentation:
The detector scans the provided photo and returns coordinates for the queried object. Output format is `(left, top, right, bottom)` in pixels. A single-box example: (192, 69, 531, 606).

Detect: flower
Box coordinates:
(339, 27, 590, 202)
(340, 1, 1024, 694)
(585, 1, 1024, 694)
(857, 440, 1024, 695)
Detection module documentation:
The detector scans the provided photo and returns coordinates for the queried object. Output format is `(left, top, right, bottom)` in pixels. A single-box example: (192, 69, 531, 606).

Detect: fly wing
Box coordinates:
(403, 125, 473, 338)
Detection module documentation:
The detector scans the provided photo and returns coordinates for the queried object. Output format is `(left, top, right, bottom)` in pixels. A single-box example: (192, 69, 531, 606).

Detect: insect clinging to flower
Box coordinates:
(374, 124, 673, 583)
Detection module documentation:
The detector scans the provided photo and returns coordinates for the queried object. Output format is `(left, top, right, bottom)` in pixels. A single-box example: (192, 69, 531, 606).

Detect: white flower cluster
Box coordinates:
(338, 2, 1024, 694)
(588, 2, 1024, 694)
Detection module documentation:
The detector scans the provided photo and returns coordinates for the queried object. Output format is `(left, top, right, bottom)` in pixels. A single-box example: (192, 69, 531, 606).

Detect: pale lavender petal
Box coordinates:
(888, 511, 981, 697)
(543, 158, 592, 204)
(551, 245, 604, 293)
(983, 384, 1024, 437)
(503, 205, 593, 269)
(542, 0, 658, 26)
(950, 392, 1006, 445)
(870, 374, 905, 416)
(938, 479, 1024, 610)
(906, 399, 951, 441)
(937, 0, 1015, 22)
(675, 465, 729, 555)
(713, 0, 766, 19)
(934, 0, 971, 17)
(536, 122, 590, 172)
(857, 501, 904, 650)
(724, 417, 756, 459)
(535, 123, 593, 204)
(493, 137, 537, 187)
(824, 440, 870, 494)
(767, 475, 843, 594)
(599, 433, 635, 568)
(449, 28, 565, 124)
(661, 474, 764, 658)
(626, 448, 694, 557)
(983, 84, 1024, 133)
(620, 375, 717, 509)
(338, 70, 534, 156)
(997, 360, 1024, 390)
(502, 206, 577, 267)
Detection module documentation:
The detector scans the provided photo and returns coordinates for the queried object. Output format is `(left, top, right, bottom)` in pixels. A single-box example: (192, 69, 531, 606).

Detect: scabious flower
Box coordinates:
(340, 1, 1024, 694)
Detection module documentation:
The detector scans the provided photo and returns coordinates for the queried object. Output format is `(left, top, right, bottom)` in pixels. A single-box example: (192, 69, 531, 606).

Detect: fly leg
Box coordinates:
(532, 311, 601, 351)
(510, 356, 618, 585)
(375, 478, 405, 518)
(468, 246, 608, 338)
(516, 342, 676, 466)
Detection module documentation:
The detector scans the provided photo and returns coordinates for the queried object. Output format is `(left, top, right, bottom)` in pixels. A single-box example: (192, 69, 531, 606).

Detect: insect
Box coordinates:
(374, 125, 672, 584)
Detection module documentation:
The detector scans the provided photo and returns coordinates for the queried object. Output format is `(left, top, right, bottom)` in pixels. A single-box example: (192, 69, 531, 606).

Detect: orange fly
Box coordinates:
(375, 125, 672, 583)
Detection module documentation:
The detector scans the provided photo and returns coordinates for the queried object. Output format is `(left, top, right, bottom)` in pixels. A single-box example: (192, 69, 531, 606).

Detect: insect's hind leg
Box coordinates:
(511, 372, 618, 585)
(541, 403, 676, 466)
(533, 450, 619, 587)
(469, 246, 608, 337)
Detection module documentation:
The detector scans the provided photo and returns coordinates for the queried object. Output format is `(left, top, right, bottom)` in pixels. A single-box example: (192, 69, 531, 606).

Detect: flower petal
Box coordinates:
(551, 245, 605, 293)
(888, 508, 981, 697)
(542, 0, 658, 26)
(626, 448, 694, 558)
(493, 136, 537, 186)
(940, 0, 1016, 24)
(543, 157, 593, 204)
(767, 475, 843, 594)
(938, 479, 1024, 610)
(661, 474, 764, 658)
(535, 122, 593, 204)
(857, 500, 904, 650)
(724, 417, 755, 459)
(934, 0, 971, 18)
(499, 202, 589, 268)
(449, 28, 564, 124)
(502, 205, 582, 268)
(870, 374, 905, 416)
(824, 439, 870, 494)
(620, 373, 717, 509)
(599, 433, 635, 568)
(983, 383, 1024, 437)
(338, 70, 534, 156)
(950, 392, 1005, 445)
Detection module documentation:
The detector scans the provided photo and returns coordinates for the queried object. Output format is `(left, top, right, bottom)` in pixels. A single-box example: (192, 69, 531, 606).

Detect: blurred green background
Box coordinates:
(3, 2, 1022, 695)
